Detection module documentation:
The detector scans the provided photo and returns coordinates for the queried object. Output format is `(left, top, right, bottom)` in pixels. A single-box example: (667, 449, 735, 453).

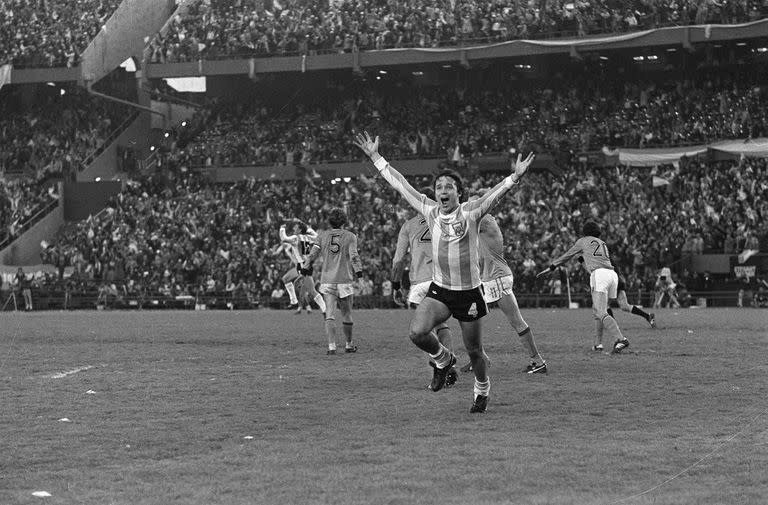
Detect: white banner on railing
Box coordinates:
(0, 63, 11, 91)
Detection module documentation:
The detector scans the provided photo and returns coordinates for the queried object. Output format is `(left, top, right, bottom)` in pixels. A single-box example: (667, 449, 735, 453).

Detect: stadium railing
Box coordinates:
(1, 288, 759, 312)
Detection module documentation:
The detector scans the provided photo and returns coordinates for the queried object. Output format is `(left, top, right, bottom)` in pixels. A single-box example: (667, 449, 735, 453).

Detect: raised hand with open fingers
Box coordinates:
(511, 152, 536, 182)
(353, 131, 380, 159)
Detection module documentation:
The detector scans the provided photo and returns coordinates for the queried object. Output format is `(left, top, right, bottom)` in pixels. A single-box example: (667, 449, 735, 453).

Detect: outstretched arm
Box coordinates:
(466, 152, 535, 216)
(353, 131, 433, 215)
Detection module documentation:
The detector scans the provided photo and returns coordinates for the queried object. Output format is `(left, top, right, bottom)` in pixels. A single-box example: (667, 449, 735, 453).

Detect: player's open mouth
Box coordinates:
(440, 196, 449, 204)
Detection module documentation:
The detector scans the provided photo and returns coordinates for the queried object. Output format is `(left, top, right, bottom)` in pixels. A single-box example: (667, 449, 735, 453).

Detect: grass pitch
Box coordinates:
(1, 307, 767, 505)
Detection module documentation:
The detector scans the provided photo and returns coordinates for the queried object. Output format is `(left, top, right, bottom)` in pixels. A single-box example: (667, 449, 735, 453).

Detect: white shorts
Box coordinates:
(482, 275, 514, 303)
(407, 280, 432, 305)
(319, 283, 355, 299)
(591, 268, 618, 298)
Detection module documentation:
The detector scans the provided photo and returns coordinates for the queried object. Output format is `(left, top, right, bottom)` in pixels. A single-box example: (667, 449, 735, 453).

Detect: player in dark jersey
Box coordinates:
(302, 207, 363, 355)
(539, 221, 629, 354)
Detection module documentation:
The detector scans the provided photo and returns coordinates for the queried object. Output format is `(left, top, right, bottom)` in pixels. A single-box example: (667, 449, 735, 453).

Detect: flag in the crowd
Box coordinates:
(652, 176, 670, 187)
(738, 249, 759, 264)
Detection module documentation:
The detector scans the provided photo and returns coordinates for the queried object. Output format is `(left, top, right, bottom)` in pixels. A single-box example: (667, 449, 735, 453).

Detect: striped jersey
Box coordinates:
(553, 235, 614, 273)
(312, 228, 362, 284)
(377, 161, 517, 290)
(392, 215, 433, 285)
(279, 225, 318, 265)
(478, 214, 512, 282)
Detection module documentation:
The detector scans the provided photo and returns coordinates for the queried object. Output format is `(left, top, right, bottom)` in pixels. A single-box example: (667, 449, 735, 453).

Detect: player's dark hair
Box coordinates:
(297, 222, 308, 234)
(418, 186, 435, 200)
(433, 170, 465, 201)
(583, 220, 602, 238)
(328, 207, 347, 228)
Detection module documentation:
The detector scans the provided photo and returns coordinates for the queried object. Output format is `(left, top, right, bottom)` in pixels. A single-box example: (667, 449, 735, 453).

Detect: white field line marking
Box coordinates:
(47, 365, 94, 379)
(610, 408, 766, 504)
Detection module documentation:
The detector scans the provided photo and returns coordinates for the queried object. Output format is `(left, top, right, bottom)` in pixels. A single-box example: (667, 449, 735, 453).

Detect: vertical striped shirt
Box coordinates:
(377, 161, 517, 290)
(279, 225, 318, 265)
(478, 214, 513, 282)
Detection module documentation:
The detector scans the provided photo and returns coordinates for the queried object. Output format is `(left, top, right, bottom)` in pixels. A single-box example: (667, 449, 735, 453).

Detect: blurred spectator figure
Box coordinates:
(653, 267, 681, 308)
(755, 275, 768, 308)
(723, 231, 737, 254)
(270, 283, 285, 308)
(14, 267, 33, 311)
(737, 271, 757, 308)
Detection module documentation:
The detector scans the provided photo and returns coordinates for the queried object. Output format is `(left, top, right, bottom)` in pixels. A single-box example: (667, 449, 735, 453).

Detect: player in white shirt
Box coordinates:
(277, 219, 326, 315)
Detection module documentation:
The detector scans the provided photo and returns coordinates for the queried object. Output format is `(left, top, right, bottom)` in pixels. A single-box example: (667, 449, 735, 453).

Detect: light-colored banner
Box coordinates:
(0, 63, 12, 91)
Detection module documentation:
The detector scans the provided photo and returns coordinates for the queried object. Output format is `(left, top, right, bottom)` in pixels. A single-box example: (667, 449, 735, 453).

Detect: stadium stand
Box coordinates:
(0, 0, 123, 67)
(147, 0, 768, 61)
(1, 2, 767, 310)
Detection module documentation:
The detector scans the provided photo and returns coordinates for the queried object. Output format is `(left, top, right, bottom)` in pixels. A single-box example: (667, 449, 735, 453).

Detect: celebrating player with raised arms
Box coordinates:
(355, 130, 534, 413)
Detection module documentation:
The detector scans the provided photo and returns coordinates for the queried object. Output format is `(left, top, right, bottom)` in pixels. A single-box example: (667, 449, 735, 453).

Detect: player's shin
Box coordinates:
(285, 282, 298, 305)
(601, 314, 624, 340)
(314, 293, 327, 313)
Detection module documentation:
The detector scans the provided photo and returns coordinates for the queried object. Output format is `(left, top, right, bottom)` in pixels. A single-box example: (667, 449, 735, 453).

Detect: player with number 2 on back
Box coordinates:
(354, 130, 534, 413)
(538, 220, 630, 354)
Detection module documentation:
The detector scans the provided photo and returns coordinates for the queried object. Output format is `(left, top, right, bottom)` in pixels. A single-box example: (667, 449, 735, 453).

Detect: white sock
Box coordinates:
(328, 342, 337, 351)
(474, 378, 490, 398)
(285, 282, 298, 304)
(314, 293, 327, 313)
(429, 345, 453, 368)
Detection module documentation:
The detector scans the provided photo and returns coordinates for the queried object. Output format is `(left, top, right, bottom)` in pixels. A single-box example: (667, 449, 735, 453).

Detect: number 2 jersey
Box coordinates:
(478, 214, 513, 282)
(313, 228, 362, 284)
(552, 235, 614, 273)
(392, 215, 433, 285)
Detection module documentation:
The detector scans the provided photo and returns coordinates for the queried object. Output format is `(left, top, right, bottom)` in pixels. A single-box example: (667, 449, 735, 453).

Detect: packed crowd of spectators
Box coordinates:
(148, 0, 768, 63)
(3, 0, 766, 68)
(33, 152, 767, 308)
(163, 62, 767, 169)
(0, 0, 122, 67)
(0, 83, 134, 244)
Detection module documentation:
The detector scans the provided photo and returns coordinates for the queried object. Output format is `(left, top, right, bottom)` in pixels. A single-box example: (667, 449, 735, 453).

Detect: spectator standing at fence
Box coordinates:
(14, 267, 33, 311)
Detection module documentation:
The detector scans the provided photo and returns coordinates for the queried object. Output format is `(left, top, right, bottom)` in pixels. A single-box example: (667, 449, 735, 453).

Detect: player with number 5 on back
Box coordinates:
(302, 207, 363, 355)
(354, 130, 534, 414)
(537, 220, 630, 354)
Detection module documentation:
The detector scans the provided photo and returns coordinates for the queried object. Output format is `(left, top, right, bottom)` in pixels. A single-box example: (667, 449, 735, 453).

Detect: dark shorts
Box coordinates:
(425, 282, 488, 322)
(617, 276, 626, 292)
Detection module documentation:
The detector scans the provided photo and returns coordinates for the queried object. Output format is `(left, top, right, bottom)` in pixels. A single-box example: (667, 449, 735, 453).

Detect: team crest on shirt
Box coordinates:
(451, 222, 465, 236)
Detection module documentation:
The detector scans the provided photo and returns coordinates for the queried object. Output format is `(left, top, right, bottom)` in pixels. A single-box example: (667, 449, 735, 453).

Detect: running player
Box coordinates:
(302, 207, 362, 355)
(392, 198, 458, 387)
(355, 130, 534, 413)
(539, 221, 630, 354)
(277, 219, 327, 315)
(465, 212, 547, 374)
(576, 257, 655, 350)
